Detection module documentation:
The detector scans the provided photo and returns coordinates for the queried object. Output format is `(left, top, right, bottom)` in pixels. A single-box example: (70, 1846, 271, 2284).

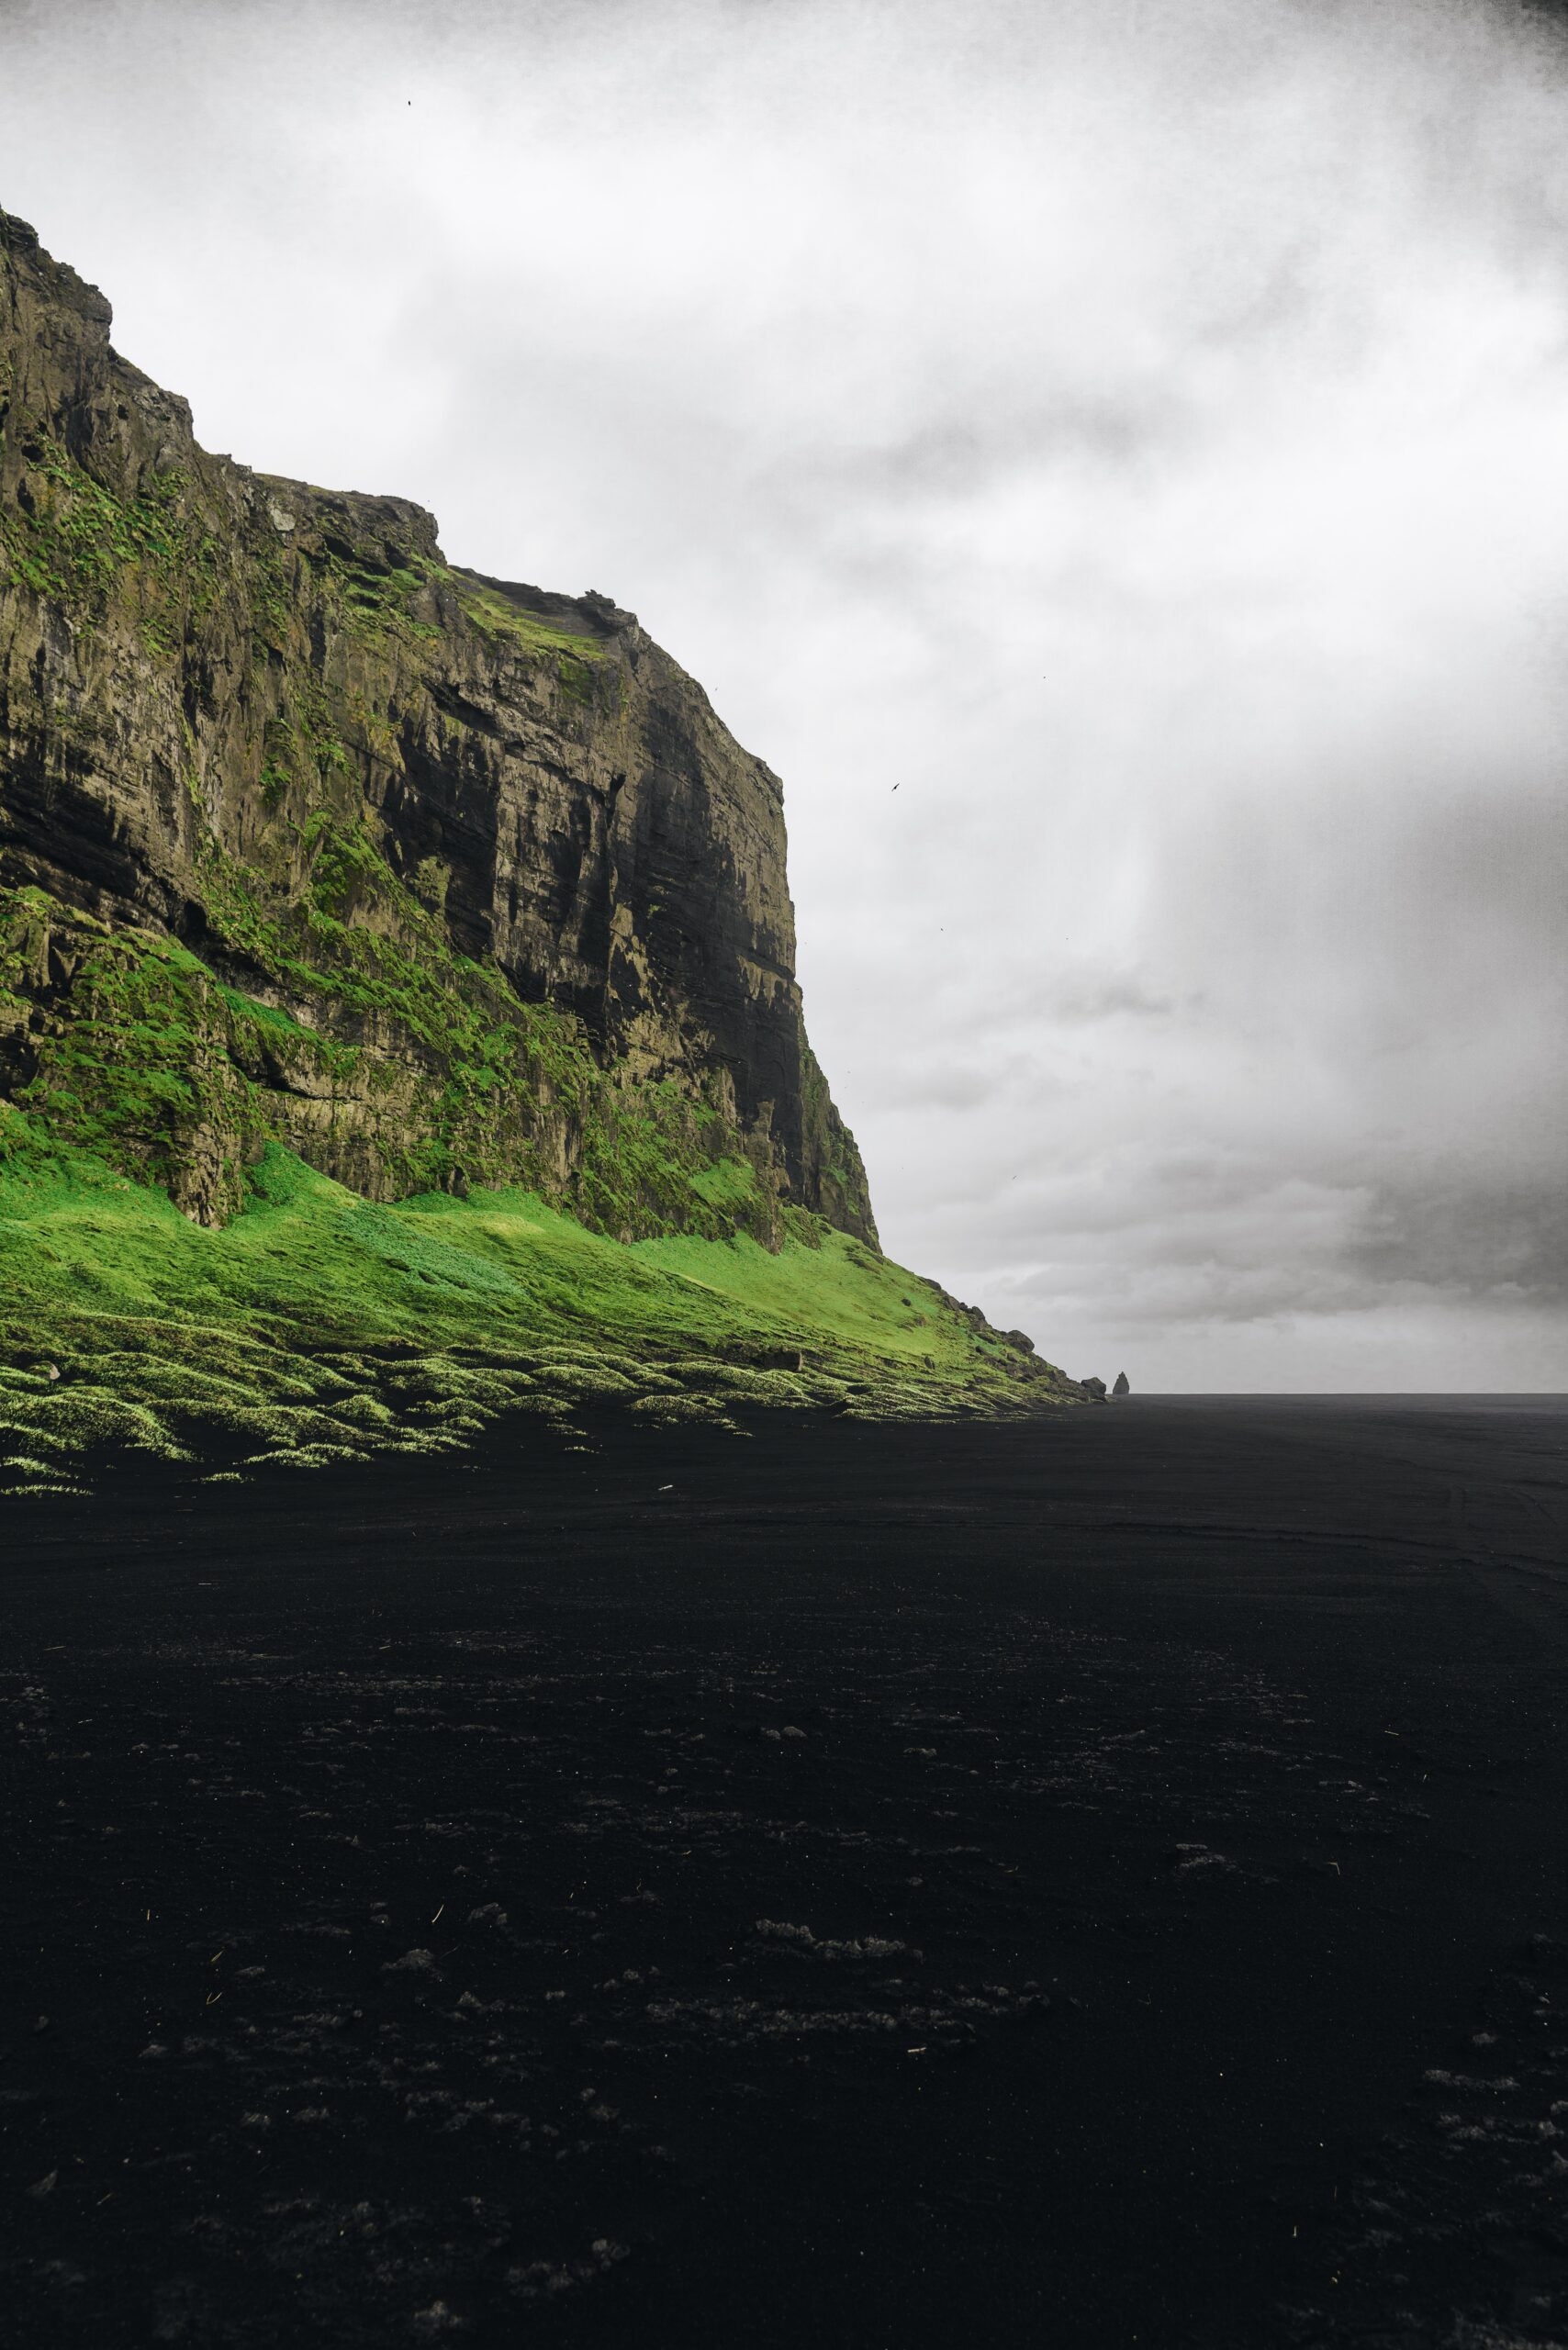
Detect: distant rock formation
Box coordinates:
(1081, 1376, 1108, 1400)
(1113, 1371, 1130, 1396)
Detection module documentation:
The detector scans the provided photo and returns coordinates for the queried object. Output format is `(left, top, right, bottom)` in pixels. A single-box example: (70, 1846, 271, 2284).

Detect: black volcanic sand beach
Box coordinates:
(4, 1398, 1567, 2349)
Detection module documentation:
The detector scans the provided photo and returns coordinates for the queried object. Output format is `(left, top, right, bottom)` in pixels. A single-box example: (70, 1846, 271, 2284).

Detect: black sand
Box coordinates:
(4, 1397, 1567, 2347)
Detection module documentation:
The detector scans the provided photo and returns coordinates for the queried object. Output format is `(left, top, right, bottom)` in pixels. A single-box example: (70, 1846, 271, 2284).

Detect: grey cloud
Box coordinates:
(850, 1059, 1034, 1113)
(1350, 1179, 1568, 1304)
(779, 389, 1199, 501)
(1037, 977, 1188, 1024)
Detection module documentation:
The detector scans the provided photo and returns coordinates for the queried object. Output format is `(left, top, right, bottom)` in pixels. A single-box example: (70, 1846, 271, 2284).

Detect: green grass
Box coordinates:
(632, 1227, 1002, 1374)
(446, 573, 612, 702)
(446, 572, 610, 659)
(0, 1119, 1077, 1495)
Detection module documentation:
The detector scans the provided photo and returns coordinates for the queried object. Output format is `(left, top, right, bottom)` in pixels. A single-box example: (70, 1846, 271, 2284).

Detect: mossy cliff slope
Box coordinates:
(0, 211, 1081, 1489)
(0, 211, 868, 1240)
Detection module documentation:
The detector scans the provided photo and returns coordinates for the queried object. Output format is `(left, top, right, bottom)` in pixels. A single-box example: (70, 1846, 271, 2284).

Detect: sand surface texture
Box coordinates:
(4, 1397, 1566, 2346)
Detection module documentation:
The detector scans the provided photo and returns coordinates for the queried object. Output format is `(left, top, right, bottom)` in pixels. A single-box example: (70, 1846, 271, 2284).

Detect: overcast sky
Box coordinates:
(3, 0, 1564, 1388)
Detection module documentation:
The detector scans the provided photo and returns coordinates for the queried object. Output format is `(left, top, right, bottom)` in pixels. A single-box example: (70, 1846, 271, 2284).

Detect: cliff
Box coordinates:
(0, 211, 1081, 1490)
(0, 209, 874, 1243)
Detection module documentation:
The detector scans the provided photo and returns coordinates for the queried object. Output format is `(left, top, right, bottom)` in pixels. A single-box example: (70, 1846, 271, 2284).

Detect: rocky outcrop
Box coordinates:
(1113, 1371, 1130, 1395)
(0, 210, 874, 1243)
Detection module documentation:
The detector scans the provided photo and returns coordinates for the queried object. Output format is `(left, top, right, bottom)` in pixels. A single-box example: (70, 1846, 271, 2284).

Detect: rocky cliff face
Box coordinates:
(0, 210, 875, 1244)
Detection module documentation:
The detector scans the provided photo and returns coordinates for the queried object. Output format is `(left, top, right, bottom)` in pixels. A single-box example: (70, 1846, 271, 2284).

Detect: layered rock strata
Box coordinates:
(0, 209, 873, 1243)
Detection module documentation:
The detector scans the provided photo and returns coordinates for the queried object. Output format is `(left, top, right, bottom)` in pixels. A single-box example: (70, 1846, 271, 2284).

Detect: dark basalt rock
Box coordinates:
(1081, 1376, 1108, 1399)
(1113, 1371, 1130, 1395)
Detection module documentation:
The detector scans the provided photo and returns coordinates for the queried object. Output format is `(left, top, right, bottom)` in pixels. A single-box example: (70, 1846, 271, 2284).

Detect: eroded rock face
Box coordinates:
(0, 211, 875, 1243)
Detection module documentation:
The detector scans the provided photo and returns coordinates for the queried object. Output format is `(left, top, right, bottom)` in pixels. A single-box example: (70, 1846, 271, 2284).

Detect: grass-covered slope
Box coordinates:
(0, 1117, 1077, 1499)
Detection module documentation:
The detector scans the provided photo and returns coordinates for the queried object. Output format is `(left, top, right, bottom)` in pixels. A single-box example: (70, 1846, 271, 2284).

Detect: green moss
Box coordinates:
(689, 1157, 758, 1208)
(446, 572, 611, 705)
(447, 572, 610, 660)
(0, 442, 223, 654)
(0, 1123, 1078, 1492)
(316, 543, 442, 648)
(632, 1225, 974, 1372)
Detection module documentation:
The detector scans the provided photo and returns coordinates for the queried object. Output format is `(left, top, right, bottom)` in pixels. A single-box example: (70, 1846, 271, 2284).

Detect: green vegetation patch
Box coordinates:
(447, 572, 610, 659)
(0, 438, 225, 657)
(0, 1121, 1078, 1498)
(446, 572, 611, 702)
